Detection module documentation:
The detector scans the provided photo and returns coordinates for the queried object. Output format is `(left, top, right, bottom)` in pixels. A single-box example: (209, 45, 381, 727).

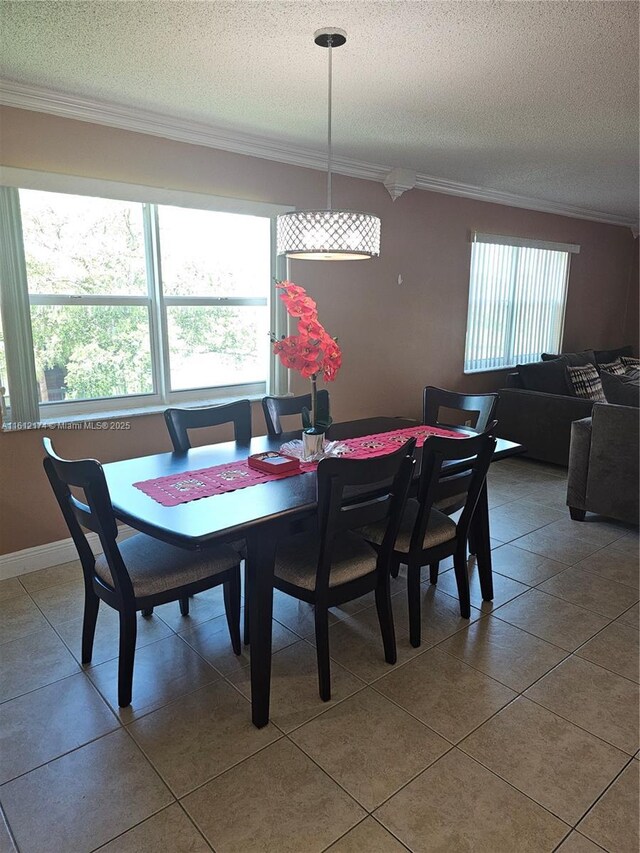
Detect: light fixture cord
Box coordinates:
(326, 34, 333, 210)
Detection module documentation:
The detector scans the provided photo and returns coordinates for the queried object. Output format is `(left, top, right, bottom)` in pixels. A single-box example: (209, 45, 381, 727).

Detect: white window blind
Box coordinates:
(463, 232, 579, 373)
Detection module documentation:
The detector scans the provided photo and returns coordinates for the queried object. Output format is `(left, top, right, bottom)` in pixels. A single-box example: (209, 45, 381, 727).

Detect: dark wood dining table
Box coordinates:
(103, 417, 523, 728)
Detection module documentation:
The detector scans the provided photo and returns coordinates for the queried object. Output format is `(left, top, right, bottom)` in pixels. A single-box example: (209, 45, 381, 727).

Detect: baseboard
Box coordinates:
(0, 526, 137, 581)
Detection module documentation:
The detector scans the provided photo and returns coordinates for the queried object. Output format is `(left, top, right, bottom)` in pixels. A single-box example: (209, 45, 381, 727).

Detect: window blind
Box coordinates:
(463, 232, 579, 373)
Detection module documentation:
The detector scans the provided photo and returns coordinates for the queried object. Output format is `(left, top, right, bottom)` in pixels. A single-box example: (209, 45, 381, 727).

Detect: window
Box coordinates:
(0, 172, 290, 426)
(463, 232, 579, 373)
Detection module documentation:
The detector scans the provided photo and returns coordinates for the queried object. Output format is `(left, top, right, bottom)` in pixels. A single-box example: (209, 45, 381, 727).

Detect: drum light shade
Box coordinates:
(277, 28, 381, 261)
(276, 209, 381, 260)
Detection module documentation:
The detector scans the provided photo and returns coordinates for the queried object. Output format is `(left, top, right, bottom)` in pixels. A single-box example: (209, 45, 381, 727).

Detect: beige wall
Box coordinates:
(0, 106, 637, 555)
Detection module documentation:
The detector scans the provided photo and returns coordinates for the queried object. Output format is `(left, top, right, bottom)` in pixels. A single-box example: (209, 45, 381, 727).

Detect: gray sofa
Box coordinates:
(567, 403, 639, 525)
(495, 372, 593, 466)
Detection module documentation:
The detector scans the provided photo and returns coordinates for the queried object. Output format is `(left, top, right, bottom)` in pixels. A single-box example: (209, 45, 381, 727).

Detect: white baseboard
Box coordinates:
(0, 526, 137, 581)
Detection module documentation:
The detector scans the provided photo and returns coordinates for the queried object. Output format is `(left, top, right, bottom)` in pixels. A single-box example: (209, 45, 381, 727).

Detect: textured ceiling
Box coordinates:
(1, 0, 638, 220)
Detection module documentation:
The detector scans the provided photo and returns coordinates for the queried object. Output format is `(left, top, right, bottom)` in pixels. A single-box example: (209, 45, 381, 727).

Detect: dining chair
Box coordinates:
(272, 439, 416, 701)
(359, 431, 496, 647)
(423, 386, 499, 434)
(43, 437, 242, 707)
(164, 399, 252, 451)
(262, 390, 330, 437)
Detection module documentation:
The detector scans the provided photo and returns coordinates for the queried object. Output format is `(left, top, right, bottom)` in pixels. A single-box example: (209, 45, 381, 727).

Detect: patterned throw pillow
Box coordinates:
(566, 364, 606, 401)
(598, 358, 626, 376)
(621, 356, 640, 371)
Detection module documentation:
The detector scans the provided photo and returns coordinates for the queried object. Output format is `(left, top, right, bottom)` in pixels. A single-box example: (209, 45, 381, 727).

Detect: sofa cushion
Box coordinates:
(598, 358, 626, 376)
(541, 350, 596, 367)
(594, 345, 633, 364)
(601, 370, 640, 407)
(566, 364, 606, 402)
(517, 356, 570, 395)
(621, 356, 640, 371)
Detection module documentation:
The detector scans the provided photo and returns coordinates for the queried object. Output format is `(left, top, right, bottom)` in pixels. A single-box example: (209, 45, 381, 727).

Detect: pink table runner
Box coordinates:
(134, 424, 464, 507)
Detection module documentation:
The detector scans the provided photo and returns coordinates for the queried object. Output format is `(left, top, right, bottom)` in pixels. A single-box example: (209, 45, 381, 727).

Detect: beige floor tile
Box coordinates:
(608, 532, 640, 558)
(56, 606, 175, 667)
(537, 567, 638, 619)
(0, 808, 17, 853)
(436, 561, 530, 611)
(489, 501, 565, 543)
(0, 594, 49, 645)
(228, 640, 364, 733)
(156, 586, 228, 632)
(375, 647, 516, 743)
(180, 609, 298, 676)
(315, 605, 424, 684)
(577, 762, 639, 853)
(618, 601, 639, 630)
(541, 518, 632, 549)
(494, 589, 609, 651)
(573, 545, 639, 590)
(0, 626, 80, 703)
(511, 528, 603, 565)
(290, 688, 449, 811)
(575, 621, 639, 683)
(460, 697, 629, 825)
(555, 831, 606, 852)
(392, 584, 483, 645)
(272, 590, 341, 638)
(98, 803, 210, 852)
(0, 729, 172, 853)
(325, 817, 407, 852)
(0, 672, 118, 785)
(19, 561, 83, 593)
(0, 578, 28, 604)
(182, 738, 365, 853)
(29, 579, 86, 626)
(440, 616, 568, 692)
(375, 748, 568, 853)
(128, 680, 280, 797)
(490, 543, 566, 586)
(525, 655, 639, 755)
(88, 634, 220, 721)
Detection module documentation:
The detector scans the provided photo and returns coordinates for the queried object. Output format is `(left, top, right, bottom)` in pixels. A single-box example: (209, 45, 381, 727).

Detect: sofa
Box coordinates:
(567, 403, 639, 524)
(495, 346, 635, 466)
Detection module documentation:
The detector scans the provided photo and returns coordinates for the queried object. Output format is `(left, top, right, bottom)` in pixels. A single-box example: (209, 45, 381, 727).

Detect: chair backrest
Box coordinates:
(164, 399, 252, 452)
(423, 386, 498, 433)
(42, 437, 132, 596)
(262, 390, 330, 437)
(313, 439, 416, 595)
(412, 430, 497, 553)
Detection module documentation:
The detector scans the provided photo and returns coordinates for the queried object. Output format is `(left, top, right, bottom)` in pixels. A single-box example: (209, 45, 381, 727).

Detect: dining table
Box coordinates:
(103, 416, 523, 728)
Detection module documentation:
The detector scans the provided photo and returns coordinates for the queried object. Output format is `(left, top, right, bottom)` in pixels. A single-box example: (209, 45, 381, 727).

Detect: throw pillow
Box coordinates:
(566, 364, 606, 401)
(598, 358, 626, 376)
(517, 357, 570, 395)
(541, 350, 596, 367)
(594, 345, 633, 364)
(601, 370, 640, 407)
(621, 356, 640, 370)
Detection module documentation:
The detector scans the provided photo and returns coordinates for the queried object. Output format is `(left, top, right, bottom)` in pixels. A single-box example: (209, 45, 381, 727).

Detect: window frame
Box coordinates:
(0, 167, 292, 423)
(463, 231, 580, 375)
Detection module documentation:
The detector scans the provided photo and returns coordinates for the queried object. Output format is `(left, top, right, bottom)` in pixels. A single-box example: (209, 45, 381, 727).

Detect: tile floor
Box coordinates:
(0, 458, 638, 852)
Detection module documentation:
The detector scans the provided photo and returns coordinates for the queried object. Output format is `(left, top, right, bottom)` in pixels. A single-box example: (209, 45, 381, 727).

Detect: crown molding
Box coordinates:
(1, 79, 637, 230)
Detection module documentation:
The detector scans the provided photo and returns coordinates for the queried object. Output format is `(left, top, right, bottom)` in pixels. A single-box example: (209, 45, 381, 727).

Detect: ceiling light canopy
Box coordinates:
(276, 28, 381, 261)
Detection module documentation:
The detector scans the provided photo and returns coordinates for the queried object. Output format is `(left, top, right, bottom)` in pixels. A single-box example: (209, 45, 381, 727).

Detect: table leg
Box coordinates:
(247, 527, 277, 728)
(472, 481, 494, 601)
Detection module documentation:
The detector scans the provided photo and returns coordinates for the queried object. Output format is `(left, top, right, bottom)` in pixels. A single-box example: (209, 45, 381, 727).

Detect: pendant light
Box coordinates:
(276, 28, 381, 261)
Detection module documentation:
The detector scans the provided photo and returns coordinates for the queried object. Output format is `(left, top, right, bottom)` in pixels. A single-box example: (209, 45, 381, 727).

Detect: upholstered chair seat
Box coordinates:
(275, 531, 378, 592)
(94, 533, 240, 598)
(359, 499, 456, 553)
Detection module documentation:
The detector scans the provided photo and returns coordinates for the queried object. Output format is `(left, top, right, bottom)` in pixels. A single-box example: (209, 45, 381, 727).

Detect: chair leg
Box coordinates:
(243, 562, 250, 645)
(117, 608, 137, 708)
(223, 570, 242, 656)
(179, 596, 190, 617)
(453, 547, 471, 619)
(429, 562, 439, 585)
(81, 587, 100, 664)
(141, 608, 153, 617)
(390, 560, 401, 579)
(314, 606, 331, 702)
(375, 577, 397, 665)
(407, 563, 422, 648)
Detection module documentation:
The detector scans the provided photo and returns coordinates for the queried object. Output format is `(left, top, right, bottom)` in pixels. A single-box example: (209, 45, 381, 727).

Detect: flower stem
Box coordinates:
(311, 374, 317, 431)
